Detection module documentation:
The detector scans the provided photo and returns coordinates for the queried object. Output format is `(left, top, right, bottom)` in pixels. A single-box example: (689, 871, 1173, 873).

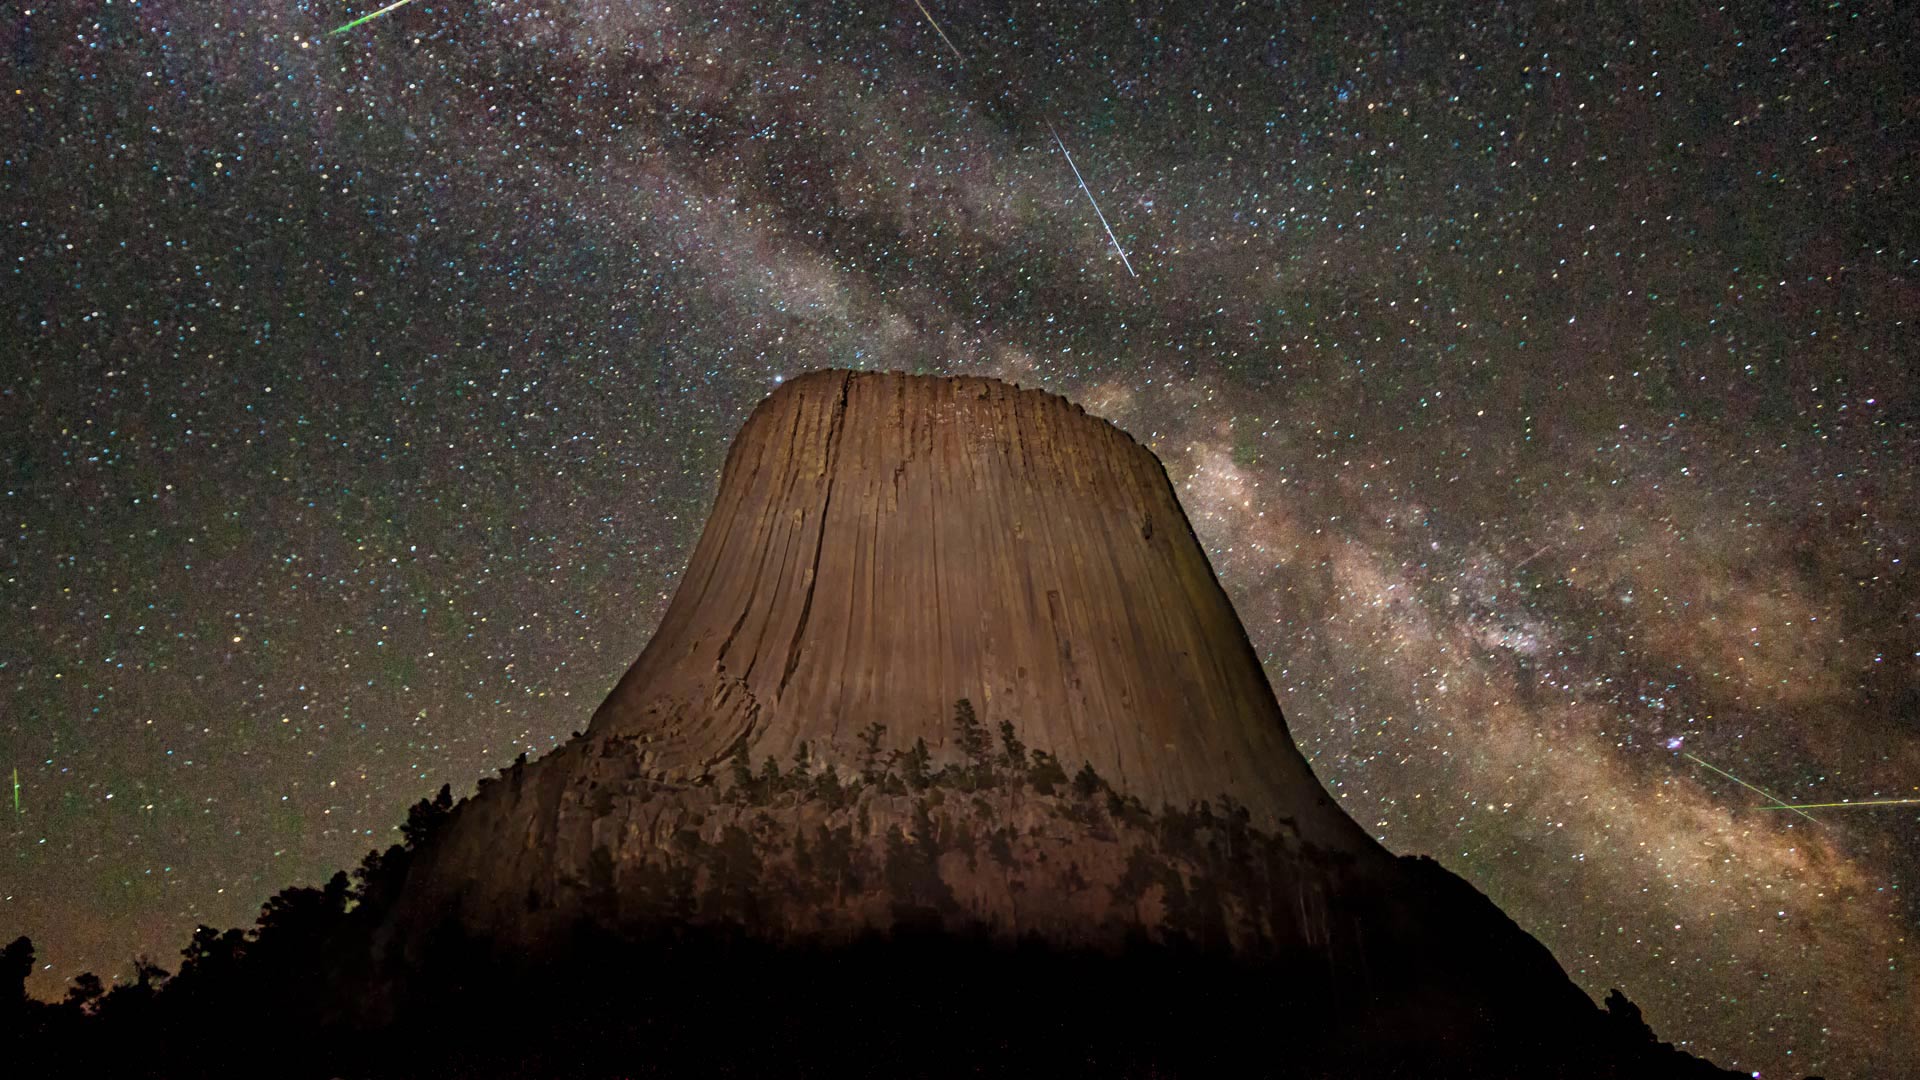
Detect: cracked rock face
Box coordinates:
(390, 370, 1404, 958)
(587, 369, 1376, 854)
(360, 373, 1740, 1077)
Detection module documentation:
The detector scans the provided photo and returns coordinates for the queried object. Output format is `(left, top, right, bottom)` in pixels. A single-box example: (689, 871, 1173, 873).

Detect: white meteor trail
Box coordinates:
(910, 0, 965, 63)
(1757, 797, 1920, 811)
(1049, 123, 1137, 278)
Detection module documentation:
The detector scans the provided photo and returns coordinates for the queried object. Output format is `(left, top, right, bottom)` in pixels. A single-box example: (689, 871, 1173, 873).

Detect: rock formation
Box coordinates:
(0, 370, 1753, 1078)
(391, 369, 1401, 947)
(588, 369, 1376, 852)
(366, 370, 1739, 1077)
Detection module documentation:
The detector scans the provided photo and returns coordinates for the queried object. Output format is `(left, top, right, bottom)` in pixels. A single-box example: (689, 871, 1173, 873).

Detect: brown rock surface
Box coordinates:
(388, 369, 1411, 956)
(368, 372, 1744, 1078)
(586, 368, 1376, 853)
(409, 749, 1374, 956)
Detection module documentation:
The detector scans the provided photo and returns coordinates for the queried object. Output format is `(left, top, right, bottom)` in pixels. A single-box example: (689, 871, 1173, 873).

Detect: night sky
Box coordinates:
(4, 1, 1915, 1075)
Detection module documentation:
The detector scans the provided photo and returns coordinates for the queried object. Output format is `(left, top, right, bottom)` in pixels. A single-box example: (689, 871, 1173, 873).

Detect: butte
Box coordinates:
(371, 370, 1739, 1079)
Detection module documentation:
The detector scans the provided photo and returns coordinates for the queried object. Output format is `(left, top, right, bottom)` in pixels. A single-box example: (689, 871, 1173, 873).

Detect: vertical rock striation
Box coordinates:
(587, 369, 1376, 855)
(355, 371, 1744, 1076)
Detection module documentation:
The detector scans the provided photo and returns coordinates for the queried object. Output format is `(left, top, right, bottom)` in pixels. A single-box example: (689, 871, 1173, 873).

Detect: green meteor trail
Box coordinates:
(11, 767, 18, 815)
(1683, 752, 1817, 823)
(330, 0, 425, 35)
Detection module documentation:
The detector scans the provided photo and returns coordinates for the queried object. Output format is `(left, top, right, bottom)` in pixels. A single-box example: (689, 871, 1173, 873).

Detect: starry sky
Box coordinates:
(4, 0, 1915, 1075)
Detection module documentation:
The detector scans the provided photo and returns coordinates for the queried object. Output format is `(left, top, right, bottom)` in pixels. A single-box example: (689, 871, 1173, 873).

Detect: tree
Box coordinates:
(1026, 750, 1067, 795)
(131, 955, 170, 993)
(96, 955, 169, 1020)
(1072, 761, 1104, 800)
(1105, 788, 1150, 828)
(729, 745, 757, 802)
(2, 935, 35, 1032)
(1, 935, 31, 1006)
(255, 885, 336, 944)
(350, 844, 410, 915)
(64, 971, 105, 1013)
(176, 925, 248, 988)
(708, 825, 763, 919)
(858, 722, 888, 782)
(1604, 988, 1656, 1043)
(814, 764, 845, 808)
(813, 825, 857, 906)
(400, 783, 455, 850)
(322, 869, 350, 912)
(902, 738, 932, 790)
(997, 720, 1026, 771)
(952, 699, 991, 772)
(1113, 847, 1164, 907)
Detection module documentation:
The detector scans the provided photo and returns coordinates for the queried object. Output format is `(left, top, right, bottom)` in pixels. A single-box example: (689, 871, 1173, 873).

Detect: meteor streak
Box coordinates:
(1049, 124, 1137, 278)
(1683, 752, 1816, 823)
(330, 0, 425, 35)
(1756, 798, 1920, 811)
(11, 767, 18, 815)
(910, 0, 965, 63)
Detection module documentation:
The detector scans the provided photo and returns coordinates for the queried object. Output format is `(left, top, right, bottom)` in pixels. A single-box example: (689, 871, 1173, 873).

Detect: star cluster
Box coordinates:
(4, 2, 1913, 1076)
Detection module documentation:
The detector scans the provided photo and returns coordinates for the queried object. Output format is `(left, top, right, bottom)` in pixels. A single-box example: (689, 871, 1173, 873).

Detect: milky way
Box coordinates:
(4, 2, 1914, 1076)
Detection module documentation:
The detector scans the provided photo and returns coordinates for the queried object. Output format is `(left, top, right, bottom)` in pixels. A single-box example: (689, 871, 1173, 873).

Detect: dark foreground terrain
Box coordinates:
(3, 923, 1745, 1079)
(4, 719, 1752, 1079)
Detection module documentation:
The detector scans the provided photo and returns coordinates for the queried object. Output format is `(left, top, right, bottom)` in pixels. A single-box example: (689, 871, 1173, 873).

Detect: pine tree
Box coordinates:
(64, 971, 105, 1013)
(953, 699, 991, 767)
(1604, 989, 1657, 1043)
(858, 722, 888, 782)
(814, 764, 845, 808)
(350, 844, 410, 914)
(400, 783, 454, 850)
(1073, 761, 1104, 799)
(1027, 750, 1068, 794)
(729, 746, 756, 803)
(903, 738, 932, 790)
(997, 720, 1026, 771)
(1, 935, 31, 1008)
